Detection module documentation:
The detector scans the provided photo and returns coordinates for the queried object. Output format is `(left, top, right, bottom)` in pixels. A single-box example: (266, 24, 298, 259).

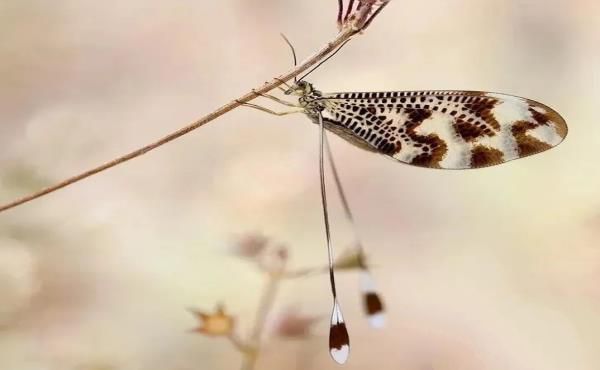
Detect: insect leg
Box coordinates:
(236, 100, 304, 116)
(251, 90, 301, 107)
(274, 77, 293, 90)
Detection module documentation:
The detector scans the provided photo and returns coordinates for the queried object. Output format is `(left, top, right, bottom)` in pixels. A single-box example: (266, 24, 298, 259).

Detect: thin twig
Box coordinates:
(0, 0, 391, 214)
(283, 266, 325, 279)
(0, 28, 357, 214)
(345, 0, 356, 22)
(337, 0, 344, 28)
(362, 1, 390, 30)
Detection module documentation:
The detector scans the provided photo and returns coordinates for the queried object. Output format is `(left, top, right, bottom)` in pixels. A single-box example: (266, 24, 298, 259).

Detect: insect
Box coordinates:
(0, 21, 568, 366)
(237, 37, 568, 364)
(244, 82, 568, 170)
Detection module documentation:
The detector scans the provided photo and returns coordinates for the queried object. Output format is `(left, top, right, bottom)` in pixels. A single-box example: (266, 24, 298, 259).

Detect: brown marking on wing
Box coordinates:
(454, 119, 489, 142)
(452, 97, 500, 141)
(364, 292, 384, 315)
(406, 108, 432, 123)
(470, 145, 504, 168)
(399, 108, 448, 168)
(469, 98, 501, 130)
(529, 103, 568, 139)
(529, 107, 550, 125)
(329, 322, 350, 350)
(509, 100, 567, 158)
(549, 111, 568, 139)
(409, 136, 448, 168)
(512, 120, 552, 156)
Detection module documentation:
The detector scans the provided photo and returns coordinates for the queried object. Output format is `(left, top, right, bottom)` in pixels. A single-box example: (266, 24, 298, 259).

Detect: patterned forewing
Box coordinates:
(317, 91, 567, 169)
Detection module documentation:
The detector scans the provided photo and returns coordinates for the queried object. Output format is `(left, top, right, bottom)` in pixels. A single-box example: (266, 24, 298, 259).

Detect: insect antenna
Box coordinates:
(318, 112, 350, 364)
(279, 33, 298, 83)
(325, 135, 385, 329)
(298, 39, 351, 82)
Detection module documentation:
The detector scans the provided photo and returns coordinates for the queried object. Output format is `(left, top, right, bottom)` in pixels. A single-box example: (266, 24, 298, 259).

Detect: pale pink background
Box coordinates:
(1, 1, 600, 369)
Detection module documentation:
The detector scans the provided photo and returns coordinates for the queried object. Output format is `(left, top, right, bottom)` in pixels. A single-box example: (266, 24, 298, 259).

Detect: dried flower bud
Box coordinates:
(230, 233, 268, 259)
(257, 245, 289, 275)
(189, 304, 235, 337)
(270, 308, 320, 339)
(339, 0, 391, 32)
(276, 245, 289, 262)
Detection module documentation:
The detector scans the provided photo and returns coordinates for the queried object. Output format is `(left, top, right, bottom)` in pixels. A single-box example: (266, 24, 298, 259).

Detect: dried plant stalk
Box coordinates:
(195, 234, 386, 370)
(0, 1, 390, 214)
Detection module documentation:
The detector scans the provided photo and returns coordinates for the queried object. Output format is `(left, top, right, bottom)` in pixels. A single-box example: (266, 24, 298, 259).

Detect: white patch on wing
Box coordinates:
(486, 93, 532, 123)
(528, 123, 562, 145)
(472, 126, 519, 162)
(482, 93, 533, 161)
(531, 105, 547, 114)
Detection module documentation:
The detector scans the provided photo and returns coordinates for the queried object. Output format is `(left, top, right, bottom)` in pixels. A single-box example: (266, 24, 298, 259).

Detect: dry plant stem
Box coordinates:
(228, 333, 249, 353)
(0, 27, 358, 214)
(284, 267, 325, 279)
(337, 0, 344, 26)
(241, 271, 283, 370)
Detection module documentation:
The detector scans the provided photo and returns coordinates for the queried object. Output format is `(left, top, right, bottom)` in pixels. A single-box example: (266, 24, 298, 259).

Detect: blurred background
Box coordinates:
(1, 0, 600, 369)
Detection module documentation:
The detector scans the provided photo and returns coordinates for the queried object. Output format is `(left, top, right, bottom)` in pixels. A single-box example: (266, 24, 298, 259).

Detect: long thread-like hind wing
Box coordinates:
(317, 91, 567, 169)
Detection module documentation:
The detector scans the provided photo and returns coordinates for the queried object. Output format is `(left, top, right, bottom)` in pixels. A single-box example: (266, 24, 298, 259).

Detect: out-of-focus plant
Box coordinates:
(189, 233, 385, 370)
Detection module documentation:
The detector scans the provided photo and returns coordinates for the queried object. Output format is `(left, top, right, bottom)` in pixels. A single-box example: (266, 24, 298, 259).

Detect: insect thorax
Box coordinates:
(293, 82, 325, 118)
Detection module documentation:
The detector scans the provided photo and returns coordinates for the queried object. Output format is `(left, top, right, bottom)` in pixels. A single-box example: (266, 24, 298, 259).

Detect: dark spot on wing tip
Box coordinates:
(529, 107, 550, 126)
(471, 145, 504, 168)
(329, 322, 350, 350)
(555, 116, 569, 139)
(529, 103, 569, 139)
(364, 292, 384, 315)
